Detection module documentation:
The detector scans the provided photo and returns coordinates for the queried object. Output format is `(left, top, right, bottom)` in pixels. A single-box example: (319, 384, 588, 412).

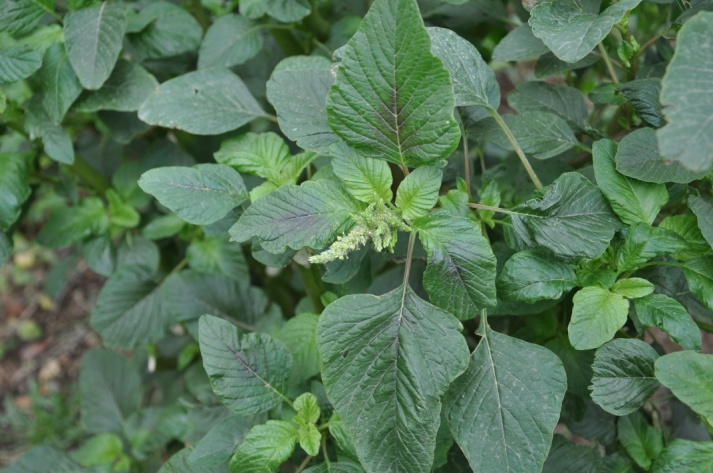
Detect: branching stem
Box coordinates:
(488, 109, 543, 190)
(598, 43, 620, 84)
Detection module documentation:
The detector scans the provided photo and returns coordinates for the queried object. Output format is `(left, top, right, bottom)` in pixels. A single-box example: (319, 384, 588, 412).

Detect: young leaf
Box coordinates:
(415, 210, 497, 320)
(655, 351, 713, 424)
(138, 164, 248, 225)
(634, 294, 702, 351)
(79, 348, 142, 433)
(332, 150, 393, 204)
(159, 448, 228, 473)
(653, 439, 713, 473)
(316, 284, 469, 473)
(683, 256, 713, 311)
(492, 24, 549, 62)
(497, 249, 577, 303)
(73, 60, 158, 113)
(294, 393, 320, 425)
(188, 416, 253, 467)
(138, 69, 265, 135)
(230, 180, 363, 254)
(610, 278, 654, 299)
(326, 0, 460, 168)
(618, 412, 663, 470)
(126, 2, 202, 60)
(511, 172, 621, 259)
(444, 324, 567, 473)
(593, 139, 668, 226)
(276, 313, 321, 385)
(689, 194, 713, 247)
(0, 153, 31, 232)
(198, 14, 263, 69)
(298, 424, 321, 457)
(569, 286, 629, 350)
(427, 27, 500, 109)
(529, 0, 642, 63)
(37, 197, 108, 248)
(396, 166, 442, 220)
(229, 420, 298, 473)
(199, 315, 292, 416)
(615, 223, 688, 272)
(658, 11, 713, 173)
(266, 56, 338, 154)
(590, 339, 659, 416)
(64, 2, 128, 90)
(37, 44, 83, 124)
(0, 44, 41, 85)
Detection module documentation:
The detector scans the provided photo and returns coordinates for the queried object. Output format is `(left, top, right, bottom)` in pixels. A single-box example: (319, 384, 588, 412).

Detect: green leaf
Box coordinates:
(266, 56, 338, 154)
(229, 420, 298, 473)
(214, 132, 314, 186)
(415, 210, 497, 320)
(543, 437, 601, 473)
(126, 2, 202, 60)
(569, 286, 629, 350)
(73, 433, 128, 468)
(82, 236, 116, 277)
(138, 164, 248, 225)
(546, 336, 594, 398)
(303, 462, 365, 473)
(689, 194, 713, 247)
(656, 351, 713, 424)
(427, 27, 500, 109)
(535, 52, 599, 78)
(37, 197, 108, 248)
(107, 188, 140, 228)
(660, 215, 710, 261)
(326, 0, 460, 168)
(188, 416, 253, 467)
(508, 81, 590, 131)
(615, 128, 707, 184)
(616, 223, 688, 272)
(276, 313, 321, 385)
(298, 423, 322, 456)
(0, 446, 82, 473)
(240, 0, 311, 22)
(159, 448, 228, 473)
(230, 180, 363, 254)
(73, 60, 158, 112)
(25, 96, 75, 165)
(590, 339, 659, 416)
(294, 392, 320, 425)
(0, 232, 12, 268)
(186, 237, 249, 282)
(683, 256, 713, 312)
(0, 153, 31, 232)
(38, 43, 82, 124)
(593, 139, 668, 226)
(634, 294, 701, 351)
(610, 278, 654, 299)
(199, 315, 292, 415)
(658, 11, 713, 173)
(0, 44, 41, 85)
(317, 284, 469, 473)
(91, 265, 171, 349)
(653, 439, 713, 473)
(79, 348, 141, 433)
(618, 79, 664, 128)
(396, 166, 442, 220)
(497, 249, 577, 303)
(511, 172, 621, 259)
(198, 14, 263, 69)
(618, 412, 663, 469)
(64, 2, 127, 90)
(529, 0, 642, 63)
(444, 324, 567, 473)
(0, 0, 56, 37)
(492, 24, 549, 62)
(332, 150, 393, 204)
(138, 69, 265, 135)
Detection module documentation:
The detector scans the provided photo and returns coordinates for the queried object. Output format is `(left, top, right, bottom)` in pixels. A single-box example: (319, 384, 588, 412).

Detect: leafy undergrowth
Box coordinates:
(1, 0, 713, 472)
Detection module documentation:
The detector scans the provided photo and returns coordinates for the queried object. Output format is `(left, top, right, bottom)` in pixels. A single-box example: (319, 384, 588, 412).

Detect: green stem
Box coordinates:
(170, 258, 188, 275)
(402, 232, 417, 287)
(271, 29, 305, 56)
(190, 0, 209, 30)
(469, 202, 517, 216)
(575, 143, 593, 153)
(459, 116, 472, 197)
(696, 320, 713, 333)
(294, 455, 313, 473)
(303, 0, 330, 41)
(321, 434, 331, 465)
(488, 109, 543, 190)
(69, 156, 111, 194)
(298, 263, 326, 313)
(598, 43, 619, 84)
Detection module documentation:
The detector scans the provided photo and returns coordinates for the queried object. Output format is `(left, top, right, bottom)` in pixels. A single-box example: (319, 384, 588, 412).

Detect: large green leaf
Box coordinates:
(189, 416, 253, 467)
(395, 166, 443, 220)
(266, 56, 337, 155)
(37, 197, 108, 247)
(0, 0, 56, 36)
(510, 172, 621, 259)
(64, 2, 127, 90)
(138, 69, 265, 135)
(689, 194, 713, 247)
(618, 412, 663, 469)
(229, 420, 298, 473)
(655, 351, 713, 424)
(546, 336, 594, 398)
(660, 215, 711, 261)
(634, 294, 701, 351)
(658, 11, 713, 173)
(126, 2, 202, 59)
(73, 60, 158, 112)
(683, 256, 713, 312)
(276, 313, 321, 385)
(444, 323, 567, 473)
(139, 164, 247, 225)
(91, 264, 171, 349)
(508, 81, 590, 131)
(158, 448, 228, 473)
(199, 315, 292, 415)
(240, 0, 311, 22)
(415, 210, 497, 320)
(38, 43, 82, 124)
(230, 180, 363, 254)
(653, 439, 713, 473)
(332, 151, 393, 204)
(497, 249, 577, 303)
(618, 79, 664, 128)
(0, 44, 41, 85)
(615, 223, 688, 272)
(317, 284, 469, 473)
(590, 339, 659, 416)
(569, 286, 629, 350)
(593, 139, 668, 226)
(529, 0, 642, 63)
(186, 237, 249, 282)
(427, 27, 499, 109)
(0, 446, 82, 473)
(326, 0, 460, 168)
(198, 14, 263, 69)
(542, 437, 601, 473)
(0, 153, 31, 232)
(79, 348, 142, 433)
(492, 24, 549, 62)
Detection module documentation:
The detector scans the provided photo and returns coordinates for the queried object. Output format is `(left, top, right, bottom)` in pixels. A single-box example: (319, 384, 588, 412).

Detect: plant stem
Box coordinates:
(575, 143, 593, 153)
(402, 232, 417, 287)
(69, 156, 111, 194)
(488, 109, 543, 190)
(298, 263, 326, 313)
(190, 0, 208, 30)
(271, 29, 305, 56)
(469, 202, 517, 216)
(460, 118, 472, 196)
(304, 0, 330, 41)
(598, 43, 620, 84)
(696, 320, 713, 333)
(321, 434, 331, 465)
(294, 455, 313, 473)
(170, 258, 188, 275)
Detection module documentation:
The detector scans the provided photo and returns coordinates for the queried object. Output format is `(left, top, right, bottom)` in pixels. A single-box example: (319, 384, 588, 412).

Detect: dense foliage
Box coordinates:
(1, 0, 713, 472)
